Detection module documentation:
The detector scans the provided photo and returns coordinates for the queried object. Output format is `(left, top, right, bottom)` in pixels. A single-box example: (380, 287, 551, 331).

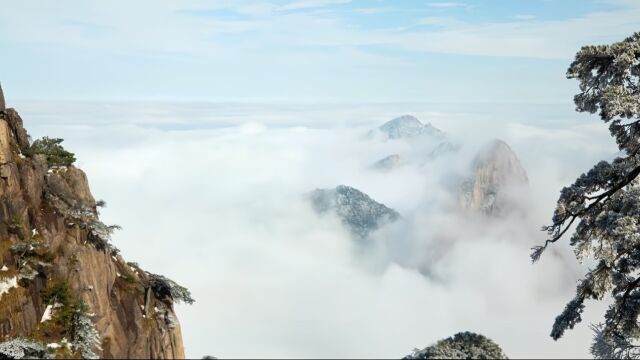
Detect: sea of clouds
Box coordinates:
(14, 100, 620, 358)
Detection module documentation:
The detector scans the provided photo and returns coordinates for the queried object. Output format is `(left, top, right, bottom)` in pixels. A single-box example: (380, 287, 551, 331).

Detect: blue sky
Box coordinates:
(0, 0, 638, 102)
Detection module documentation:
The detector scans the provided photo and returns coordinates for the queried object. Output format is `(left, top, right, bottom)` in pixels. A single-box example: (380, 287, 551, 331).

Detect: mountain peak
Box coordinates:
(472, 139, 528, 182)
(378, 115, 444, 140)
(310, 185, 399, 239)
(461, 139, 528, 215)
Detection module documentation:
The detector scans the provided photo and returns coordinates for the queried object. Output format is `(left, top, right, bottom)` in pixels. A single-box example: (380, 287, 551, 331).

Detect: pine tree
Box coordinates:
(403, 332, 507, 359)
(69, 301, 101, 359)
(532, 33, 640, 358)
(27, 137, 76, 167)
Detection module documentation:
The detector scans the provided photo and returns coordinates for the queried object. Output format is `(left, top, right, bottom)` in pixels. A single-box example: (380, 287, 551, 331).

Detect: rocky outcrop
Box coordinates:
(460, 140, 528, 215)
(0, 83, 188, 359)
(310, 185, 399, 239)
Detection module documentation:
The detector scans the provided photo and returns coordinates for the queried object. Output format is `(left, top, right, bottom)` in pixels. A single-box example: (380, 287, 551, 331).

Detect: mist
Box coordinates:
(14, 100, 619, 358)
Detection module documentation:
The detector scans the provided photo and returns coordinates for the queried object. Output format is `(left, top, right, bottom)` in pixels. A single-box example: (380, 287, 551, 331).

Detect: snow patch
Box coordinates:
(41, 304, 54, 323)
(0, 276, 18, 298)
(0, 265, 8, 271)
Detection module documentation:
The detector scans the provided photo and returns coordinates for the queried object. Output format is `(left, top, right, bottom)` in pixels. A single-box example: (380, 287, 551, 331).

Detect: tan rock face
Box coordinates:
(0, 83, 5, 112)
(0, 99, 186, 358)
(460, 140, 529, 215)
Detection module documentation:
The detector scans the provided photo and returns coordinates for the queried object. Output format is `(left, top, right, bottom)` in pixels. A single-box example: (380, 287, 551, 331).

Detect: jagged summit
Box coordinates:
(310, 185, 399, 239)
(0, 84, 188, 359)
(460, 139, 529, 215)
(371, 115, 457, 170)
(378, 115, 445, 140)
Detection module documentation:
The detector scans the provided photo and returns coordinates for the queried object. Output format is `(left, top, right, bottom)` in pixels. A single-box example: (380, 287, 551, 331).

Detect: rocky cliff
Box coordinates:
(0, 84, 190, 359)
(460, 140, 528, 215)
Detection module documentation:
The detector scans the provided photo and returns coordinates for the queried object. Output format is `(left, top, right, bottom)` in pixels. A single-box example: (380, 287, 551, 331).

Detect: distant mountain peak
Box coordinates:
(310, 185, 399, 239)
(372, 154, 402, 171)
(378, 115, 445, 140)
(425, 141, 461, 161)
(460, 139, 528, 215)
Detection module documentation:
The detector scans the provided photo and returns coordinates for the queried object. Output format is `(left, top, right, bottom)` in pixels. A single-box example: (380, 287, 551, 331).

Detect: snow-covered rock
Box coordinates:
(369, 115, 459, 170)
(310, 185, 399, 239)
(41, 304, 54, 323)
(377, 115, 445, 140)
(0, 276, 18, 299)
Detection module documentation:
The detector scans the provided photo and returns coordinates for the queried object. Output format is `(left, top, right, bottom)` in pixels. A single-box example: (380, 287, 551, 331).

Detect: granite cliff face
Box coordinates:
(0, 84, 188, 359)
(460, 140, 528, 216)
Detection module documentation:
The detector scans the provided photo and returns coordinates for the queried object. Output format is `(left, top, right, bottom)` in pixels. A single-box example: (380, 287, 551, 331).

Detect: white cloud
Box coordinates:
(427, 2, 467, 8)
(389, 6, 640, 58)
(1, 0, 639, 61)
(513, 14, 537, 21)
(15, 100, 620, 358)
(352, 7, 387, 15)
(280, 0, 352, 11)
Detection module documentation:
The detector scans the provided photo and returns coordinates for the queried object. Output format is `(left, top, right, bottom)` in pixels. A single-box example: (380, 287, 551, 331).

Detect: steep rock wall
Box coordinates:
(0, 84, 186, 359)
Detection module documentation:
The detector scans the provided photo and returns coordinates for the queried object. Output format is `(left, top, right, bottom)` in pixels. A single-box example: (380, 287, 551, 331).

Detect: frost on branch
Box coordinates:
(45, 190, 121, 252)
(69, 304, 101, 360)
(591, 323, 640, 359)
(10, 240, 51, 281)
(0, 337, 48, 359)
(148, 273, 195, 305)
(403, 332, 507, 359)
(67, 206, 121, 250)
(568, 32, 640, 155)
(533, 32, 640, 356)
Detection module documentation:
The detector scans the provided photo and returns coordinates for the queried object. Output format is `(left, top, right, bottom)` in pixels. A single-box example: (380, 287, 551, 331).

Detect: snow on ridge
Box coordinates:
(378, 114, 445, 140)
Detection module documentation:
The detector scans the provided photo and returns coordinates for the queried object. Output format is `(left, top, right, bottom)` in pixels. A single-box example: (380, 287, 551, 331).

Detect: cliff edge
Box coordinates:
(0, 83, 190, 359)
